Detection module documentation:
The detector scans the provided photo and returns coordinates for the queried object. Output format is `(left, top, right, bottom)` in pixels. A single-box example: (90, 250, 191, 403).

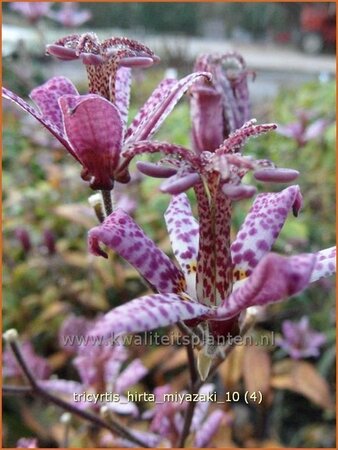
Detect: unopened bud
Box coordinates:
(60, 412, 71, 424)
(100, 405, 109, 418)
(3, 328, 19, 343)
(15, 228, 31, 253)
(88, 194, 105, 223)
(43, 229, 56, 255)
(197, 350, 213, 381)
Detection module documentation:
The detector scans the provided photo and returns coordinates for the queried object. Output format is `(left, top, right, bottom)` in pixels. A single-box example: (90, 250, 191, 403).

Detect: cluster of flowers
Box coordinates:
(3, 31, 335, 447)
(10, 2, 91, 28)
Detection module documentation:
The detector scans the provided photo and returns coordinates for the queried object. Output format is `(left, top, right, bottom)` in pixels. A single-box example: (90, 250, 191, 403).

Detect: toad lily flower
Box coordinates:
(276, 316, 326, 359)
(10, 2, 52, 24)
(48, 3, 92, 28)
(46, 33, 160, 102)
(88, 186, 336, 378)
(2, 71, 210, 190)
(277, 109, 329, 148)
(16, 438, 38, 449)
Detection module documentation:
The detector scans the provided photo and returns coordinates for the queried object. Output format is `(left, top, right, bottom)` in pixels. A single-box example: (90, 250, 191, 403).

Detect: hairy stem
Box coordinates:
(5, 339, 149, 448)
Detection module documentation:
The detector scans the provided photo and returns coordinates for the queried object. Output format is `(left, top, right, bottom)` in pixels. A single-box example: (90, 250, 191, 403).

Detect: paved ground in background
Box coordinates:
(3, 24, 336, 103)
(3, 25, 336, 73)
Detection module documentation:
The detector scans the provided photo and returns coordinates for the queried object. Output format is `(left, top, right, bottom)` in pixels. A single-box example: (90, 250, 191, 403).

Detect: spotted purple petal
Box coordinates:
(115, 67, 131, 130)
(310, 246, 336, 282)
(89, 293, 210, 338)
(124, 78, 177, 142)
(59, 94, 123, 190)
(2, 87, 73, 155)
(215, 252, 316, 319)
(115, 359, 148, 393)
(231, 185, 303, 279)
(164, 194, 199, 297)
(30, 76, 78, 130)
(125, 72, 211, 143)
(88, 208, 186, 294)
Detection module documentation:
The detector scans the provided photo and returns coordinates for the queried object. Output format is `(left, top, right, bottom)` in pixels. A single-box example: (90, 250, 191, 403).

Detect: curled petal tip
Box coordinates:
(292, 186, 303, 217)
(222, 183, 257, 200)
(136, 161, 177, 178)
(253, 168, 299, 183)
(88, 231, 108, 258)
(160, 172, 200, 195)
(46, 44, 77, 60)
(115, 169, 131, 184)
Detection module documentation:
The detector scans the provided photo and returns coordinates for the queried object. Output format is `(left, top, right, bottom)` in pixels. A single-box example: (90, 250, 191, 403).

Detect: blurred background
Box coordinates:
(2, 2, 336, 448)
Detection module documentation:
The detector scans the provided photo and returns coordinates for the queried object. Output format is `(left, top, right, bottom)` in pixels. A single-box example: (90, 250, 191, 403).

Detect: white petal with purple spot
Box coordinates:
(88, 209, 186, 294)
(89, 293, 210, 338)
(164, 194, 200, 297)
(231, 185, 303, 279)
(310, 246, 336, 282)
